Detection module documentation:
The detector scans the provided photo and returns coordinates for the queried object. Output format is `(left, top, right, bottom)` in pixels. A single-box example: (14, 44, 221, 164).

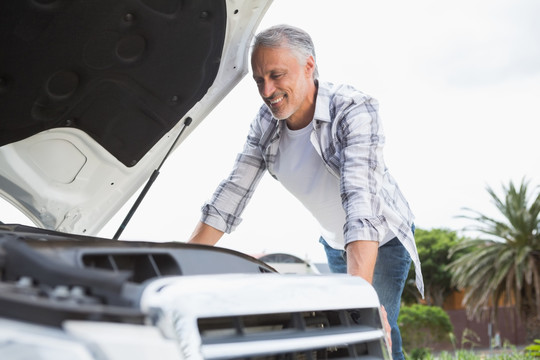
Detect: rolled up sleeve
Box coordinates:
(201, 118, 269, 233)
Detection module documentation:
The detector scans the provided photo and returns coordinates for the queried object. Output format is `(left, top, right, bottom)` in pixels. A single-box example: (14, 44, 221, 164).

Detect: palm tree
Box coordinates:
(448, 178, 540, 342)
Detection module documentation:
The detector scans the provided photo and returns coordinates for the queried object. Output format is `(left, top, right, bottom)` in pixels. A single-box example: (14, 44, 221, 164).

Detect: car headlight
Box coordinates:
(0, 319, 96, 360)
(0, 318, 183, 360)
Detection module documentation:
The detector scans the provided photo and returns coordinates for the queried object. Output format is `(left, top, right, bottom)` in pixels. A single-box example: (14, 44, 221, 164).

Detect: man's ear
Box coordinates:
(305, 55, 316, 78)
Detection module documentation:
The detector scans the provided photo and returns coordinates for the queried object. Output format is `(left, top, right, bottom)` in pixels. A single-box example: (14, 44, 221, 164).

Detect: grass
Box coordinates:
(435, 349, 533, 359)
(405, 346, 534, 360)
(404, 329, 538, 359)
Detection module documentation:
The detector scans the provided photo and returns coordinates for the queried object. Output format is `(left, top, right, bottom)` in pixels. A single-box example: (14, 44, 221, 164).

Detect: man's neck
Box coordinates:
(286, 81, 318, 130)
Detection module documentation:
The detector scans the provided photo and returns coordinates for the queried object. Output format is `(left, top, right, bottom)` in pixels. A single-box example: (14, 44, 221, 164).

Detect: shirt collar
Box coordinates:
(313, 80, 332, 123)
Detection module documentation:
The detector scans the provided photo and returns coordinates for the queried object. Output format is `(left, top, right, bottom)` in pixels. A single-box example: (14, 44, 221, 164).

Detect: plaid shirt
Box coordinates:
(202, 81, 423, 295)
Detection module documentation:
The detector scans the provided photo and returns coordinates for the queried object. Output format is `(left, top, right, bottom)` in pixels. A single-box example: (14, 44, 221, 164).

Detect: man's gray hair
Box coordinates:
(253, 24, 319, 80)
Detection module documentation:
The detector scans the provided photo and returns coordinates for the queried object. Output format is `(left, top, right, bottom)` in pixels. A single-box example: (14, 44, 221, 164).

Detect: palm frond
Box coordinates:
(451, 178, 540, 327)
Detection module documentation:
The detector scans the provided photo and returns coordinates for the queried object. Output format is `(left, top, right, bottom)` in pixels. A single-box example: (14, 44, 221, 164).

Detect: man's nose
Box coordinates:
(261, 80, 276, 98)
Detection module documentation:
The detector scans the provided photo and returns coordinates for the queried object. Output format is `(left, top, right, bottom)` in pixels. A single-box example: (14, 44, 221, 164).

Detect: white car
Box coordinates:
(0, 0, 390, 358)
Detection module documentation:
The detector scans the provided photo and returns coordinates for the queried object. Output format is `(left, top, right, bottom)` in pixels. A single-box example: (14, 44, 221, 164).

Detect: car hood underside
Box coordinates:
(1, 0, 226, 166)
(0, 0, 272, 235)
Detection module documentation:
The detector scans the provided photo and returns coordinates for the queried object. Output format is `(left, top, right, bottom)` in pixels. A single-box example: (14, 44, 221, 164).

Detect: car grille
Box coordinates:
(197, 309, 388, 359)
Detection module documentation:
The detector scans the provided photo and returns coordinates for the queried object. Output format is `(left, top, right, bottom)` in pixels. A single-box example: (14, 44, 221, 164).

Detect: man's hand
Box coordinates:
(380, 305, 392, 349)
(345, 241, 391, 347)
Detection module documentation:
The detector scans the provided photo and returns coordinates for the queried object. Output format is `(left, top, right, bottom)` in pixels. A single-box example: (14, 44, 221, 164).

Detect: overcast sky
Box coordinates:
(3, 0, 540, 262)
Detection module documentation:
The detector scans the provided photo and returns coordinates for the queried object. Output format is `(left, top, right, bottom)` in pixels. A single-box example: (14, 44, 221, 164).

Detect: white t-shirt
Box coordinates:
(274, 122, 394, 250)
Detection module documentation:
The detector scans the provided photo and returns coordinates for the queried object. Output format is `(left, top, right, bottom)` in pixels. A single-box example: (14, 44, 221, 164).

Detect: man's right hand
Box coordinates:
(380, 305, 392, 349)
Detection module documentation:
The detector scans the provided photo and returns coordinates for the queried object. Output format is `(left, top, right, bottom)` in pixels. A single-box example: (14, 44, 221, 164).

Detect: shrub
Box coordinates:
(409, 347, 432, 360)
(526, 339, 540, 357)
(399, 304, 453, 353)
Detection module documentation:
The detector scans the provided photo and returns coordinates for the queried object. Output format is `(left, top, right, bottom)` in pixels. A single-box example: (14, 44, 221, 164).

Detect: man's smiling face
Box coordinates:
(251, 45, 315, 126)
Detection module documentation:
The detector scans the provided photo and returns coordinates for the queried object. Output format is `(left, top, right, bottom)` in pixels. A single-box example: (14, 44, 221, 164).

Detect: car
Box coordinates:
(0, 0, 391, 358)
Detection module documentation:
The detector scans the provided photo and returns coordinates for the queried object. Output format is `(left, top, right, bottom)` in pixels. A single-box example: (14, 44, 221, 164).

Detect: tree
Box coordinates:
(402, 228, 464, 307)
(448, 178, 540, 342)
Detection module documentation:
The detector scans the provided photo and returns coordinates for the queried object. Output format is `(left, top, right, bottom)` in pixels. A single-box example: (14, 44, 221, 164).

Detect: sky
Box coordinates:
(2, 0, 540, 263)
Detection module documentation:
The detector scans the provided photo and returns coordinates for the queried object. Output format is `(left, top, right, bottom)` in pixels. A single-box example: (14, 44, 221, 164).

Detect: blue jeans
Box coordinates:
(319, 236, 411, 360)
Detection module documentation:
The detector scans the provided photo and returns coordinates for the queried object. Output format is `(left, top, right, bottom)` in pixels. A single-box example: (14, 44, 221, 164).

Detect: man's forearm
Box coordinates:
(187, 221, 224, 246)
(345, 240, 379, 283)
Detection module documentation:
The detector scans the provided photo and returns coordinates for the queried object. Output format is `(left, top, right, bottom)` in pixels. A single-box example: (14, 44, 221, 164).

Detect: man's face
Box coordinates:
(251, 46, 315, 123)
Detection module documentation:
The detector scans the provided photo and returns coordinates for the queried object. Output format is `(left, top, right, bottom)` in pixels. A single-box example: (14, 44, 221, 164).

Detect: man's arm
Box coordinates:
(346, 240, 391, 347)
(188, 221, 224, 246)
(345, 240, 378, 283)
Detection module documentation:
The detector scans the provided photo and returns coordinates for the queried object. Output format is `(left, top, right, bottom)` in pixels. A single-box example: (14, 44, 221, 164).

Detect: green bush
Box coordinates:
(526, 339, 540, 357)
(399, 304, 453, 353)
(409, 347, 432, 360)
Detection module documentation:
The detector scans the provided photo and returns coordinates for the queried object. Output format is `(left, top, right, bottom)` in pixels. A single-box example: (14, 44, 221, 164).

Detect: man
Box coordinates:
(188, 24, 424, 360)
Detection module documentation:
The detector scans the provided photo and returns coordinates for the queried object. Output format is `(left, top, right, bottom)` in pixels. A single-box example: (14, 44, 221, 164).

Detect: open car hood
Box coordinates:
(0, 0, 272, 235)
